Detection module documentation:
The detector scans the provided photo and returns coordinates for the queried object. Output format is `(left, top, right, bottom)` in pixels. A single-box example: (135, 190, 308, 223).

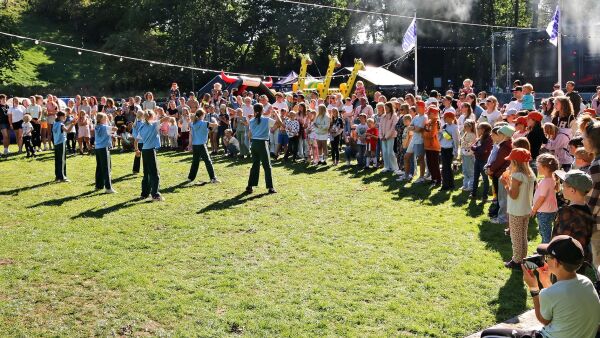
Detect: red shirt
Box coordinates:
(366, 127, 378, 150)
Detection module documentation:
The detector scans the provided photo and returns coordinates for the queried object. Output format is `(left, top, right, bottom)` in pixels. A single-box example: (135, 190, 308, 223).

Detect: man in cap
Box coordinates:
(481, 235, 600, 338)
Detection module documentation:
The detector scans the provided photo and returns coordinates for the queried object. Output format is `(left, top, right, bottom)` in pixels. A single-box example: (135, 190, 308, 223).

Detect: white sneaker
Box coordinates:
(414, 177, 426, 183)
(105, 189, 117, 194)
(210, 178, 221, 184)
(394, 170, 404, 175)
(381, 168, 391, 173)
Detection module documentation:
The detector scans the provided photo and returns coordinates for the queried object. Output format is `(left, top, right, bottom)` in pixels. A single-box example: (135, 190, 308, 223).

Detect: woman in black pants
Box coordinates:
(132, 111, 145, 174)
(329, 107, 344, 166)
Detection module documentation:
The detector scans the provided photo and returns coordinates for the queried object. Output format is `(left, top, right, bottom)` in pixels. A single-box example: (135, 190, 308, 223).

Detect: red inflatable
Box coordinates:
(220, 71, 238, 84)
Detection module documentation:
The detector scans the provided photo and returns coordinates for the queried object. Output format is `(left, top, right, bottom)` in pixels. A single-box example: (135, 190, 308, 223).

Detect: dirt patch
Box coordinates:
(0, 258, 14, 265)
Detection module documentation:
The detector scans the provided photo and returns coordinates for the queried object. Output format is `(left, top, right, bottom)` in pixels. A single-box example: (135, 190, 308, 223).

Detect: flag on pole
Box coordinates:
(546, 5, 560, 47)
(402, 17, 417, 52)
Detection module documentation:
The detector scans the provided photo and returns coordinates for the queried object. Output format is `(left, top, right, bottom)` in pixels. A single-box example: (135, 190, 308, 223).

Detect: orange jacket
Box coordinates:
(423, 118, 441, 151)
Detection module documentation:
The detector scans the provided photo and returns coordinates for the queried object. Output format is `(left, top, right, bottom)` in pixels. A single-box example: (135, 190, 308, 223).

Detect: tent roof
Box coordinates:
(274, 71, 317, 85)
(342, 66, 413, 87)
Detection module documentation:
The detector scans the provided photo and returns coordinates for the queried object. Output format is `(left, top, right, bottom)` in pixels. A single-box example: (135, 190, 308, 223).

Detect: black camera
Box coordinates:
(523, 254, 545, 270)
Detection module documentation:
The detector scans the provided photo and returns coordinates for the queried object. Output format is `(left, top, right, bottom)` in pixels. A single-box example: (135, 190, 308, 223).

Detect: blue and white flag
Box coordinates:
(402, 16, 417, 52)
(546, 5, 560, 47)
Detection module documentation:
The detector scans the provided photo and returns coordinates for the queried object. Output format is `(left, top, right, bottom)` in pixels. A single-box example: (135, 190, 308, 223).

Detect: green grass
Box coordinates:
(0, 146, 542, 337)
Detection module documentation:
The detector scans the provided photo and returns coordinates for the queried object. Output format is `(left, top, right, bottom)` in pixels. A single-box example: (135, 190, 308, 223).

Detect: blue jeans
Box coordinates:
(472, 159, 489, 198)
(497, 183, 508, 223)
(462, 155, 475, 190)
(537, 212, 556, 243)
(381, 139, 398, 171)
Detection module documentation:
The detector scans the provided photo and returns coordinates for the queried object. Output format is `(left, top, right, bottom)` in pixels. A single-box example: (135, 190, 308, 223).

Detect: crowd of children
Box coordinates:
(1, 79, 600, 274)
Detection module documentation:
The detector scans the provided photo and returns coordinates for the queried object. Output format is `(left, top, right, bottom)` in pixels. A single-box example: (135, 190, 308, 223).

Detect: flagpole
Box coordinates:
(557, 2, 562, 89)
(414, 13, 418, 96)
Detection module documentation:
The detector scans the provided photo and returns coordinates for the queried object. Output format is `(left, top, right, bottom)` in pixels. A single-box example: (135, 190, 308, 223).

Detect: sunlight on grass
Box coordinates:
(0, 146, 541, 337)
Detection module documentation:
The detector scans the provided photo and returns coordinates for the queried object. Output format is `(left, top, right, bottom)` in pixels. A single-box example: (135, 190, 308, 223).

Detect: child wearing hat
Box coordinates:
(512, 116, 529, 140)
(501, 148, 536, 269)
(552, 170, 595, 264)
(526, 111, 547, 173)
(481, 235, 600, 338)
(423, 106, 441, 186)
(487, 125, 514, 221)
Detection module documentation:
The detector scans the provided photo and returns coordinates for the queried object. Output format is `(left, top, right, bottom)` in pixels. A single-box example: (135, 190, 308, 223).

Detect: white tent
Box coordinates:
(342, 66, 413, 87)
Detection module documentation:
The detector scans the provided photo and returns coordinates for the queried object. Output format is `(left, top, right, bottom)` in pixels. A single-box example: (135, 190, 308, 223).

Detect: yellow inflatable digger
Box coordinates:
(292, 55, 365, 99)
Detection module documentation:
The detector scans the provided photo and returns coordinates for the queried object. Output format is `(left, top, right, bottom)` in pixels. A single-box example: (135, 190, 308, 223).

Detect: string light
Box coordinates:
(77, 50, 82, 55)
(34, 40, 39, 45)
(180, 67, 184, 71)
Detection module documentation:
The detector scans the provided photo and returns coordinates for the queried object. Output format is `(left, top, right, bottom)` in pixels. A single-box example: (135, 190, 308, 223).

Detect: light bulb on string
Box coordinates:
(150, 62, 154, 67)
(34, 40, 39, 45)
(119, 57, 123, 62)
(77, 50, 82, 55)
(180, 67, 184, 71)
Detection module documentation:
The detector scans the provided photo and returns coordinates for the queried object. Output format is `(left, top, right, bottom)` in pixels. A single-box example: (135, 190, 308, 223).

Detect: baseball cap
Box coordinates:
(515, 116, 528, 126)
(512, 86, 523, 92)
(427, 105, 440, 114)
(527, 111, 543, 122)
(554, 169, 593, 193)
(443, 111, 456, 119)
(584, 108, 596, 117)
(503, 109, 518, 118)
(505, 148, 531, 163)
(537, 235, 584, 266)
(498, 125, 516, 138)
(425, 97, 438, 106)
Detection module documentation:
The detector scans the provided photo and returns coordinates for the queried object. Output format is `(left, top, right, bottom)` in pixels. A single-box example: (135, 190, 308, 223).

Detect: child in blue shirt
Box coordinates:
(94, 113, 118, 193)
(522, 83, 535, 111)
(136, 110, 170, 201)
(52, 111, 77, 182)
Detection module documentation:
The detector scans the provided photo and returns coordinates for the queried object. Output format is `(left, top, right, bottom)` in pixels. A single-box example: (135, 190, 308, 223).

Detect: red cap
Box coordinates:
(527, 111, 543, 122)
(416, 101, 426, 109)
(427, 105, 440, 114)
(505, 148, 532, 163)
(443, 111, 456, 119)
(515, 116, 528, 126)
(584, 108, 596, 117)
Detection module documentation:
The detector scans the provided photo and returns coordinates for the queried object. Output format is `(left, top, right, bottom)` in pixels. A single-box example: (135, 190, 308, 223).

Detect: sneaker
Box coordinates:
(394, 170, 404, 175)
(346, 160, 351, 165)
(210, 178, 221, 184)
(268, 188, 277, 194)
(245, 186, 253, 194)
(152, 195, 165, 202)
(105, 188, 117, 194)
(504, 260, 522, 270)
(61, 178, 71, 183)
(414, 177, 426, 184)
(381, 168, 391, 173)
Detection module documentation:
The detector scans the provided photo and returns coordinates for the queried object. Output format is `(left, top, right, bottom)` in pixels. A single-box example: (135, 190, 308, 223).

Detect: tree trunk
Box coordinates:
(514, 0, 520, 26)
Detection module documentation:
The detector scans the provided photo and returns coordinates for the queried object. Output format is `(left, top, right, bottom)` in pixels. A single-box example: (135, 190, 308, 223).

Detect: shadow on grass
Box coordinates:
(86, 173, 137, 186)
(478, 219, 529, 321)
(29, 189, 97, 208)
(197, 192, 269, 214)
(70, 197, 145, 219)
(490, 270, 528, 322)
(0, 181, 53, 196)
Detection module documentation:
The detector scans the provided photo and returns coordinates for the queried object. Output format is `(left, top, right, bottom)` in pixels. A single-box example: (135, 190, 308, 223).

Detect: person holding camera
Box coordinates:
(481, 235, 600, 338)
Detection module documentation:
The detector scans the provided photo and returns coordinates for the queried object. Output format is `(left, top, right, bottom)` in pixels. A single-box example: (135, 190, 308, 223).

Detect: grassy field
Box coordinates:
(0, 146, 542, 337)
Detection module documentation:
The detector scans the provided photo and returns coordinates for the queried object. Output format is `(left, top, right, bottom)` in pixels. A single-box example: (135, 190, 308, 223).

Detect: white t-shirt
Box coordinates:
(505, 100, 522, 113)
(22, 122, 33, 136)
(228, 137, 239, 148)
(540, 274, 600, 338)
(168, 125, 178, 138)
(8, 106, 25, 122)
(478, 110, 502, 127)
(272, 101, 287, 112)
(241, 104, 254, 118)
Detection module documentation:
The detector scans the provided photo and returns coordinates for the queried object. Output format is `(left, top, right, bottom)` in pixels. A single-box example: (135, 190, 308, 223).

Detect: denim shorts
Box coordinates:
(0, 123, 8, 130)
(412, 143, 425, 157)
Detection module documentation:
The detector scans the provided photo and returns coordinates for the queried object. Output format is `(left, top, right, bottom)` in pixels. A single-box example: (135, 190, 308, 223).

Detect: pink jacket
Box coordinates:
(378, 113, 399, 140)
